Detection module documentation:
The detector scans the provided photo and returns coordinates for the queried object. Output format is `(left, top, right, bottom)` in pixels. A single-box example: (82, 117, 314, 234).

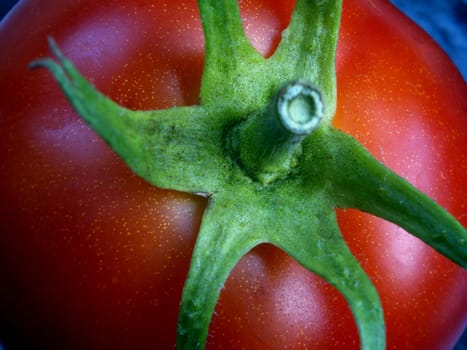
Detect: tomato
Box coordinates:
(0, 0, 465, 349)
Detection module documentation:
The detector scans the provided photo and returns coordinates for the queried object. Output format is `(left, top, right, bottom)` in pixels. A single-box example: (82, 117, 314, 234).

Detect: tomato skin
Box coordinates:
(0, 1, 465, 350)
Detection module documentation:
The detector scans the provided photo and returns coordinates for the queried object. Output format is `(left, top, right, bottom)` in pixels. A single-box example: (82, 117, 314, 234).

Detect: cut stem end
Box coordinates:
(277, 80, 324, 136)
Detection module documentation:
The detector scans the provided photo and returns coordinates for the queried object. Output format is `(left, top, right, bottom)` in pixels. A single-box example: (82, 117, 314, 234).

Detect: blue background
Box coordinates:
(0, 0, 466, 349)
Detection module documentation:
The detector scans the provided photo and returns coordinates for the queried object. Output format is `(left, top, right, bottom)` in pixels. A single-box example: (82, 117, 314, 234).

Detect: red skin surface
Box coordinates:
(0, 0, 465, 349)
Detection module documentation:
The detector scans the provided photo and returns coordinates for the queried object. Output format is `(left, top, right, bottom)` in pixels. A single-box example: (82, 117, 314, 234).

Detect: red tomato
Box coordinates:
(0, 0, 465, 349)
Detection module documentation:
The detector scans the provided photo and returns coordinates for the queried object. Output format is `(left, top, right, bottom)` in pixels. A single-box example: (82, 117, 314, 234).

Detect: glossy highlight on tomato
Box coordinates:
(0, 1, 466, 349)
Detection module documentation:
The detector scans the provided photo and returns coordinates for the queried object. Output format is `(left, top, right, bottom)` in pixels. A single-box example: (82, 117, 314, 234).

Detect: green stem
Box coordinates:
(276, 80, 324, 135)
(230, 80, 324, 184)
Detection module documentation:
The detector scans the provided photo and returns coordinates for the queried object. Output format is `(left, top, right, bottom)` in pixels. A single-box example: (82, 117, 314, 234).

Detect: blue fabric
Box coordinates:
(0, 0, 17, 20)
(391, 0, 466, 81)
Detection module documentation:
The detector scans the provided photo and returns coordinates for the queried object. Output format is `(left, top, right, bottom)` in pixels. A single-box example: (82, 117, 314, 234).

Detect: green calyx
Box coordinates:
(30, 0, 466, 349)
